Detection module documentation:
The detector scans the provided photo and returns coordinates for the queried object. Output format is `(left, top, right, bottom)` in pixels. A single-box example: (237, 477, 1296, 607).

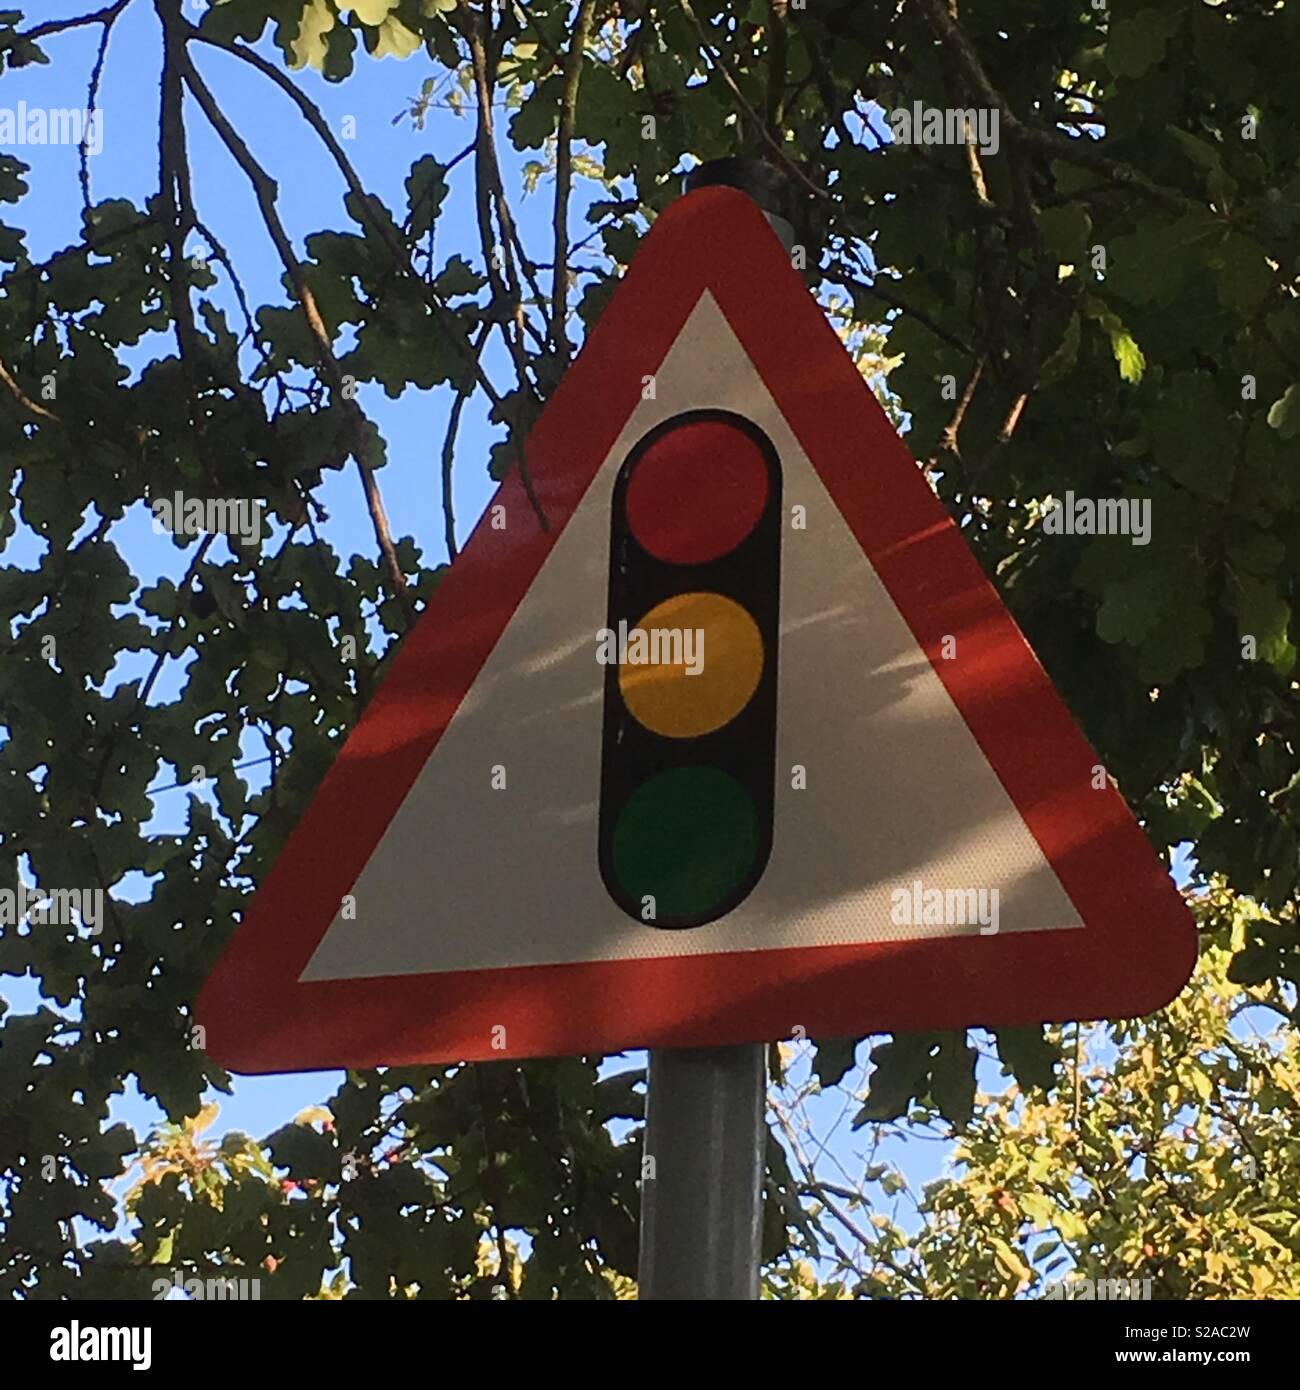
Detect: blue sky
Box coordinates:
(1, 6, 1199, 1283)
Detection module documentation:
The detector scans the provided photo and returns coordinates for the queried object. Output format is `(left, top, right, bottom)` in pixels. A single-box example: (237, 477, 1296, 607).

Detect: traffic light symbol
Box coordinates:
(598, 409, 782, 929)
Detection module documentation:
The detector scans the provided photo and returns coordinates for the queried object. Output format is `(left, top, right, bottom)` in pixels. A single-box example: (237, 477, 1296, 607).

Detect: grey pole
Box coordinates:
(638, 1043, 767, 1299)
(636, 160, 796, 1302)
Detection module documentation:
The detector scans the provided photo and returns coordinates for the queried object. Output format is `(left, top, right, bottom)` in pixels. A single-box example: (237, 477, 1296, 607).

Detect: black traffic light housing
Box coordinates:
(598, 409, 783, 929)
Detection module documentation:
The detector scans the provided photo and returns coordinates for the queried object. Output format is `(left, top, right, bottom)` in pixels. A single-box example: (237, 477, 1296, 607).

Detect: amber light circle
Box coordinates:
(618, 591, 764, 738)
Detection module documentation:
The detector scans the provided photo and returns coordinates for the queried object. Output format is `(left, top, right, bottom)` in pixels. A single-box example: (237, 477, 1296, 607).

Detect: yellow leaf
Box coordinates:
(290, 0, 335, 72)
(991, 1237, 1031, 1285)
(351, 0, 398, 23)
(1054, 1208, 1088, 1243)
(373, 16, 422, 59)
(191, 1101, 220, 1134)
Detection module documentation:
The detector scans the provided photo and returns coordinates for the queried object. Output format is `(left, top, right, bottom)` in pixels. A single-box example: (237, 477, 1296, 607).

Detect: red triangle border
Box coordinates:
(198, 187, 1196, 1072)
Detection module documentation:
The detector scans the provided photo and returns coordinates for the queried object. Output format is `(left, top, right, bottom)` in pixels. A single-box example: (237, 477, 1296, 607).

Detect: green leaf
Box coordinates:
(1167, 126, 1237, 207)
(810, 1037, 858, 1089)
(990, 1236, 1031, 1284)
(433, 254, 486, 299)
(1216, 234, 1273, 316)
(1227, 945, 1276, 986)
(1111, 326, 1146, 383)
(1106, 10, 1183, 79)
(1096, 570, 1174, 646)
(928, 1035, 977, 1129)
(352, 0, 398, 23)
(1227, 530, 1285, 576)
(1149, 371, 1236, 500)
(1039, 312, 1080, 387)
(1020, 1192, 1058, 1229)
(265, 1121, 340, 1183)
(1037, 205, 1092, 265)
(405, 155, 448, 239)
(1232, 573, 1295, 674)
(993, 1026, 1060, 1092)
(854, 1034, 935, 1125)
(1082, 298, 1144, 383)
(1105, 213, 1220, 305)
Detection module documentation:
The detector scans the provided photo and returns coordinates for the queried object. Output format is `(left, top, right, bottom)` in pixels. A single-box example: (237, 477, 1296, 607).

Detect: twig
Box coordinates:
(552, 0, 598, 359)
(805, 33, 856, 154)
(679, 0, 828, 201)
(191, 214, 276, 388)
(964, 120, 992, 208)
(0, 214, 156, 294)
(94, 533, 216, 797)
(473, 1068, 518, 1300)
(764, 0, 789, 143)
(440, 325, 490, 562)
(16, 0, 129, 45)
(0, 357, 58, 420)
(460, 2, 542, 397)
(78, 1, 123, 213)
(158, 1, 203, 440)
(831, 250, 975, 358)
(615, 1, 650, 79)
(927, 354, 985, 477)
(997, 390, 1030, 443)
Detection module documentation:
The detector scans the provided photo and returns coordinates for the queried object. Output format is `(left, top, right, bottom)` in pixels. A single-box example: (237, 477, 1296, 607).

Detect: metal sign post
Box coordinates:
(636, 161, 796, 1302)
(638, 1042, 767, 1299)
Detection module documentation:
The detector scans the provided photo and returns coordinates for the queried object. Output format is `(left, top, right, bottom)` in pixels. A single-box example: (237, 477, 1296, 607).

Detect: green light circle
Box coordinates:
(610, 766, 759, 924)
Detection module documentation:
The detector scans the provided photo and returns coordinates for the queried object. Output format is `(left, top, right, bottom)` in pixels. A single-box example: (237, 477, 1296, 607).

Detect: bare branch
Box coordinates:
(16, 0, 129, 45)
(78, 1, 123, 213)
(927, 354, 985, 477)
(441, 324, 491, 562)
(552, 0, 598, 359)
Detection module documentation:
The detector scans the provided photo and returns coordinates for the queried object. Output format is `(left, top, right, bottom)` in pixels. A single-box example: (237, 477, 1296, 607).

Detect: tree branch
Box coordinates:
(0, 357, 58, 420)
(679, 0, 828, 200)
(177, 51, 415, 621)
(913, 0, 1199, 215)
(440, 324, 491, 562)
(157, 0, 204, 446)
(764, 0, 789, 143)
(552, 0, 598, 360)
(831, 249, 976, 358)
(16, 0, 129, 45)
(183, 16, 550, 533)
(78, 0, 122, 214)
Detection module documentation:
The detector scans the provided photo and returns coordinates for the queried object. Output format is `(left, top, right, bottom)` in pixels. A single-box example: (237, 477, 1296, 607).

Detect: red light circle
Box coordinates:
(624, 418, 769, 564)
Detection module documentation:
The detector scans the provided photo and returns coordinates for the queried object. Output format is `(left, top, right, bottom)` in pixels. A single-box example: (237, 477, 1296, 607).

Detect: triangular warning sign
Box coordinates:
(198, 187, 1195, 1073)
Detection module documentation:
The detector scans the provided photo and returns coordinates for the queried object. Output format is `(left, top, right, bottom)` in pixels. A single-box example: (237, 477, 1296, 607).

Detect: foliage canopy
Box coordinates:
(1, 0, 1297, 1298)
